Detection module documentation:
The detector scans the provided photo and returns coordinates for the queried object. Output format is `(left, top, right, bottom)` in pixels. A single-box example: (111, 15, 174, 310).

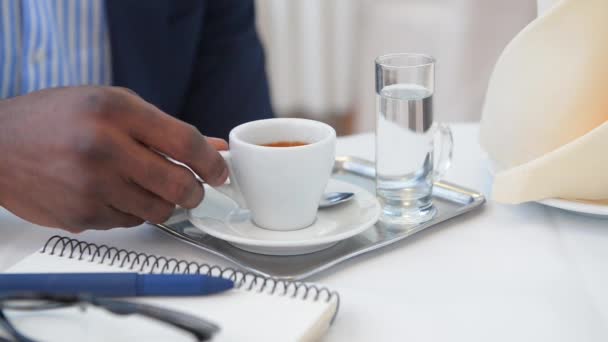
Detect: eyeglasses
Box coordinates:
(0, 292, 219, 342)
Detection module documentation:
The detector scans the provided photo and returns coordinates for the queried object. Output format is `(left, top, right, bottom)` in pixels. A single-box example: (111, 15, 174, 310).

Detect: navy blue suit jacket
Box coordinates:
(106, 0, 273, 139)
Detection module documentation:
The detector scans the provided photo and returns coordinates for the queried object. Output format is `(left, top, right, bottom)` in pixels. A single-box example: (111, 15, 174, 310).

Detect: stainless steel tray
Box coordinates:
(155, 156, 485, 280)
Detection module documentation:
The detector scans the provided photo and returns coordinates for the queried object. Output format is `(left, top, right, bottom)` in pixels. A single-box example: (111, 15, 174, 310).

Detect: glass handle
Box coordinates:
(432, 123, 453, 181)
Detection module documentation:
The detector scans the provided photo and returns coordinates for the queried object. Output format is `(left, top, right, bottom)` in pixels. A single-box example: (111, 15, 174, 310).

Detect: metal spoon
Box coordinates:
(319, 192, 355, 209)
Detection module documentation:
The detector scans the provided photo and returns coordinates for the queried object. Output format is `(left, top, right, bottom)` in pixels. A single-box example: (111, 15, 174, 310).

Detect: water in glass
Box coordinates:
(376, 83, 437, 223)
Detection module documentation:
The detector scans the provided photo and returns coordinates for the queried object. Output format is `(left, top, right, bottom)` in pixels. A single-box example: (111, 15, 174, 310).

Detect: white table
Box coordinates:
(2, 123, 608, 342)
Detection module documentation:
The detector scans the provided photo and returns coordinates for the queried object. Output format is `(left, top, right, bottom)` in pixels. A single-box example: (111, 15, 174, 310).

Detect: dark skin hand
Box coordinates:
(0, 86, 228, 233)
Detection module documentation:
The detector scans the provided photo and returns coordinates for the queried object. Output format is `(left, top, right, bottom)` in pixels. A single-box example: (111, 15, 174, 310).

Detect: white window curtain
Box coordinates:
(255, 0, 537, 132)
(255, 0, 358, 119)
(537, 0, 560, 14)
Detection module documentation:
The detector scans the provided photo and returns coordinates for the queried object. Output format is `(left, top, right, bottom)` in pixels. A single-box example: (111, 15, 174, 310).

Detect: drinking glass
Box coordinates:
(375, 53, 453, 225)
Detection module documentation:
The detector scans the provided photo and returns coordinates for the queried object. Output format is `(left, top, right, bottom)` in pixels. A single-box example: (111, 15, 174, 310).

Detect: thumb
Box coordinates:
(205, 137, 229, 151)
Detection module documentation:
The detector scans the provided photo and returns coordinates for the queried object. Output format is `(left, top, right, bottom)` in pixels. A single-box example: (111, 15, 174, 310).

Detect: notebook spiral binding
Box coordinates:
(42, 235, 340, 314)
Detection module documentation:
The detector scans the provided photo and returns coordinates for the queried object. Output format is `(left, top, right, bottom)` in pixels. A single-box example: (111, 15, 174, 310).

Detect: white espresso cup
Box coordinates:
(213, 118, 336, 231)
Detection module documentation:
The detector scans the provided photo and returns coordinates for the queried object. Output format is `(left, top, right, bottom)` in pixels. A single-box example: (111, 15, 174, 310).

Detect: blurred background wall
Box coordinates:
(254, 0, 538, 134)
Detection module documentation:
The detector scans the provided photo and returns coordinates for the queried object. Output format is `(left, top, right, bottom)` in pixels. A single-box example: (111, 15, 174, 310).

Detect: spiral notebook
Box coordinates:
(4, 236, 340, 342)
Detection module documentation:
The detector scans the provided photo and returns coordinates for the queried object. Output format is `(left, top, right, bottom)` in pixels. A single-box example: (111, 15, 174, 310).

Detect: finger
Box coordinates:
(120, 97, 228, 186)
(67, 203, 145, 231)
(109, 179, 178, 224)
(111, 86, 141, 98)
(104, 207, 146, 228)
(206, 137, 228, 151)
(116, 134, 205, 208)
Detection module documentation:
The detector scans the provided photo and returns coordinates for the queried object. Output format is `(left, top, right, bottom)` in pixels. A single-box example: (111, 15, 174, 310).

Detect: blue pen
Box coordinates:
(0, 273, 234, 297)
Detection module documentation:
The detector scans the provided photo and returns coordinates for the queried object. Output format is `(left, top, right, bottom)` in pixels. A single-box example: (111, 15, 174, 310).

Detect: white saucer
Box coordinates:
(187, 179, 381, 255)
(487, 157, 608, 218)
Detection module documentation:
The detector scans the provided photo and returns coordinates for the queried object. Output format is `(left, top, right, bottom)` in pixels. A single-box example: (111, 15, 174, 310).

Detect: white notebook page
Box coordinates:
(3, 250, 338, 342)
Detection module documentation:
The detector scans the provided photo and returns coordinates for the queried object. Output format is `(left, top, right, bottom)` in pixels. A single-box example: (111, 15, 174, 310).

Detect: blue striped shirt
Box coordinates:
(0, 0, 111, 99)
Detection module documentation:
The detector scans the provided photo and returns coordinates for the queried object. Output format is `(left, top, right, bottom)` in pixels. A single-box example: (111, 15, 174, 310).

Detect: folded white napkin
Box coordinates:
(480, 0, 608, 204)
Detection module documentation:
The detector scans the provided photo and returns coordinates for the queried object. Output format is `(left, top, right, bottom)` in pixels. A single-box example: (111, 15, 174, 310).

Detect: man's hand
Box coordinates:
(0, 86, 228, 232)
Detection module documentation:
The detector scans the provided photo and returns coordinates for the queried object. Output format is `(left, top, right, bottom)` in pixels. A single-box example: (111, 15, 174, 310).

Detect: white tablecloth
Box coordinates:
(2, 123, 608, 341)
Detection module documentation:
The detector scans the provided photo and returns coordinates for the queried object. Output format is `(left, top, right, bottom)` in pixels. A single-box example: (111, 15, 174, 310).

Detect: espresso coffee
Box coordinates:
(261, 141, 309, 148)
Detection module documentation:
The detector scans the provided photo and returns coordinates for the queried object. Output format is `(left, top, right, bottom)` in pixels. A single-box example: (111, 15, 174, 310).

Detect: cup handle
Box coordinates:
(214, 151, 248, 209)
(432, 123, 454, 182)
